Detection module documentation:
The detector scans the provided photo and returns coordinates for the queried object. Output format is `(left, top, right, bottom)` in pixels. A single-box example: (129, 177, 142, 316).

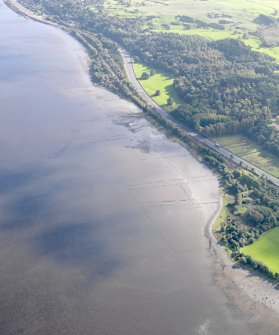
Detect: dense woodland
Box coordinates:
(123, 33, 279, 156)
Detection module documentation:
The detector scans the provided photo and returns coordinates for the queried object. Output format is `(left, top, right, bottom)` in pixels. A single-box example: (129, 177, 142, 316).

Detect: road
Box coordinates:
(120, 49, 279, 187)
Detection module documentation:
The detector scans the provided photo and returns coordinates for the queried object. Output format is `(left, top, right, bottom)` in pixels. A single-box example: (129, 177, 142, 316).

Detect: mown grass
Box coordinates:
(213, 135, 279, 178)
(241, 227, 279, 274)
(133, 62, 182, 107)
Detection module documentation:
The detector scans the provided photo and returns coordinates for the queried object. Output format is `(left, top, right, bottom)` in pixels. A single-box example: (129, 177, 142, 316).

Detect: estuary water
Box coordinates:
(0, 2, 278, 334)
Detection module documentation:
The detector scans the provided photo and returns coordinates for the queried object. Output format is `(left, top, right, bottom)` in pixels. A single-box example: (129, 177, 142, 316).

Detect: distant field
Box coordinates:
(241, 227, 279, 274)
(133, 62, 181, 107)
(155, 28, 239, 40)
(213, 135, 279, 178)
(104, 0, 279, 62)
(105, 0, 279, 22)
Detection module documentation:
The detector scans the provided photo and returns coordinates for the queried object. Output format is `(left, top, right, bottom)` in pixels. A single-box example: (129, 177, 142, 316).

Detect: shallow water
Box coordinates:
(0, 2, 278, 334)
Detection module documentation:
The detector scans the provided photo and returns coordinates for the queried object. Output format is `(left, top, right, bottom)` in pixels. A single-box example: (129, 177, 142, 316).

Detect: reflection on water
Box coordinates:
(34, 222, 123, 278)
(0, 1, 278, 334)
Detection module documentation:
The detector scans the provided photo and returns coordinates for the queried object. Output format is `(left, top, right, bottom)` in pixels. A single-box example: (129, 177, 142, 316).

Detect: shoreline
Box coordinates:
(4, 0, 58, 26)
(207, 192, 279, 313)
(4, 0, 279, 316)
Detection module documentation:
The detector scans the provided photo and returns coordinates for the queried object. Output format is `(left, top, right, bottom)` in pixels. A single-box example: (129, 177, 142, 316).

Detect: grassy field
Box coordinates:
(213, 135, 279, 178)
(241, 227, 279, 274)
(104, 0, 279, 62)
(105, 0, 279, 22)
(133, 62, 182, 107)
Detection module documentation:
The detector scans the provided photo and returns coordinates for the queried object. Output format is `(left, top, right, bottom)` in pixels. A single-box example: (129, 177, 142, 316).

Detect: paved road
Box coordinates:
(120, 49, 279, 187)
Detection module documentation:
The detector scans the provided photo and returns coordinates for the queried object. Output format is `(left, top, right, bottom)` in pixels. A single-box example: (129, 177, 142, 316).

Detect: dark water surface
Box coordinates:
(0, 2, 278, 334)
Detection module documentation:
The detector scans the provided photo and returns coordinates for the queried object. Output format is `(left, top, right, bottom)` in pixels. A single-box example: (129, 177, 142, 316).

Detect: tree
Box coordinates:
(141, 72, 149, 80)
(167, 97, 174, 106)
(155, 89, 161, 96)
(247, 209, 264, 225)
(257, 134, 266, 145)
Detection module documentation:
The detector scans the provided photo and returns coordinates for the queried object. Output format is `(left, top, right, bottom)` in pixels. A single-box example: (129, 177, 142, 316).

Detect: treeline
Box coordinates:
(175, 15, 225, 31)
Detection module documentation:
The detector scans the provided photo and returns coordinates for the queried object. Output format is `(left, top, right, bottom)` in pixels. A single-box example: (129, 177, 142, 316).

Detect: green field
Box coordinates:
(104, 0, 279, 62)
(133, 62, 182, 107)
(213, 135, 279, 178)
(241, 227, 279, 274)
(155, 28, 240, 40)
(105, 0, 279, 22)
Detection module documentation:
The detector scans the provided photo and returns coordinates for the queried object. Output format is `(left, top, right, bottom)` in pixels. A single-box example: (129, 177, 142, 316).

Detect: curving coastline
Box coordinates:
(4, 0, 279, 318)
